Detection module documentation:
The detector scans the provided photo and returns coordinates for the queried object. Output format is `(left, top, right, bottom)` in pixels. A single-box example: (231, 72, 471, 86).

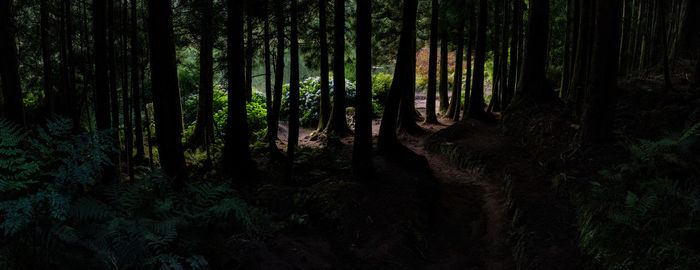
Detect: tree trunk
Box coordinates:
(189, 0, 215, 151)
(245, 11, 254, 101)
(108, 0, 120, 132)
(0, 0, 25, 125)
(268, 0, 284, 155)
(424, 0, 439, 124)
(326, 0, 351, 134)
(120, 0, 133, 181)
(462, 3, 476, 119)
(658, 0, 673, 90)
(94, 0, 111, 131)
(498, 0, 510, 110)
(224, 0, 254, 174)
(488, 0, 502, 112)
(581, 0, 622, 143)
(504, 0, 519, 109)
(566, 0, 594, 116)
(263, 0, 273, 145)
(147, 0, 186, 182)
(287, 0, 300, 177)
(438, 31, 449, 114)
(40, 0, 54, 114)
(317, 0, 331, 132)
(514, 0, 552, 103)
(131, 0, 144, 162)
(446, 19, 465, 121)
(378, 0, 418, 150)
(352, 0, 373, 173)
(397, 0, 422, 133)
(468, 0, 488, 117)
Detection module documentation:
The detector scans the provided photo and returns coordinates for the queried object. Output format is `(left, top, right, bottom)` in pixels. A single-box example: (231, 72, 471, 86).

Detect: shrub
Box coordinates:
(281, 77, 358, 127)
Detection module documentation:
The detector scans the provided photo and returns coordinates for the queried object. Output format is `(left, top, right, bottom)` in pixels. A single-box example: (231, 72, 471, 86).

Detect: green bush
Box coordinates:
(575, 124, 700, 269)
(372, 72, 392, 109)
(281, 77, 358, 127)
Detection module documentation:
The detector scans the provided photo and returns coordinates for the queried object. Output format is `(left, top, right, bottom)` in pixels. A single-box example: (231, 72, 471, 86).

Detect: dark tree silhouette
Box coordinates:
(147, 0, 186, 181)
(316, 0, 331, 132)
(424, 0, 439, 124)
(0, 0, 25, 125)
(268, 0, 285, 156)
(130, 0, 144, 162)
(224, 0, 254, 174)
(446, 17, 465, 121)
(93, 0, 111, 131)
(468, 0, 488, 117)
(40, 0, 54, 114)
(189, 0, 215, 152)
(352, 0, 373, 173)
(326, 0, 351, 134)
(514, 0, 552, 103)
(288, 0, 300, 176)
(439, 31, 449, 114)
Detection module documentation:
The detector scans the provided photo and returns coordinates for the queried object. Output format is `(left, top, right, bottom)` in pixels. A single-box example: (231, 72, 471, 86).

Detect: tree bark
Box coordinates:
(0, 0, 25, 125)
(397, 0, 422, 133)
(326, 0, 351, 134)
(287, 0, 300, 177)
(268, 0, 284, 155)
(352, 0, 373, 173)
(424, 0, 439, 124)
(40, 0, 54, 114)
(224, 0, 254, 174)
(120, 0, 133, 181)
(468, 0, 488, 117)
(581, 0, 622, 143)
(93, 0, 111, 131)
(131, 0, 144, 161)
(504, 0, 519, 110)
(446, 19, 465, 121)
(317, 0, 331, 132)
(462, 3, 476, 119)
(438, 31, 449, 114)
(263, 1, 273, 141)
(488, 0, 502, 112)
(245, 10, 254, 101)
(514, 0, 552, 103)
(378, 0, 418, 150)
(147, 0, 186, 181)
(189, 0, 215, 151)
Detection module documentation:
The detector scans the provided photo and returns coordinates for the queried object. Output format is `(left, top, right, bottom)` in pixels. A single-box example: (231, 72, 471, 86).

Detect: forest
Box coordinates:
(1, 0, 699, 268)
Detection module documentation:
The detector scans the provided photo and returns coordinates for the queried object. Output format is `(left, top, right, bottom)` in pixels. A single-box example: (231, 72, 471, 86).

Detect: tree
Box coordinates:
(378, 0, 418, 151)
(287, 0, 300, 176)
(94, 0, 111, 131)
(581, 0, 622, 143)
(446, 17, 465, 121)
(0, 0, 25, 125)
(245, 8, 254, 102)
(468, 0, 487, 117)
(224, 0, 254, 174)
(461, 0, 476, 119)
(438, 30, 449, 114)
(267, 0, 285, 156)
(397, 0, 422, 134)
(131, 0, 144, 162)
(658, 0, 672, 90)
(325, 0, 351, 134)
(121, 0, 133, 181)
(424, 0, 439, 124)
(263, 0, 273, 145)
(189, 0, 216, 153)
(514, 0, 552, 103)
(316, 0, 331, 132)
(353, 0, 373, 173)
(147, 0, 186, 181)
(40, 0, 54, 114)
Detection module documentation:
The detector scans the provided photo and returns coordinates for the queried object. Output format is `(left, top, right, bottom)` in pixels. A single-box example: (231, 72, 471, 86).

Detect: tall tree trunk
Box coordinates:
(40, 0, 54, 114)
(224, 0, 254, 174)
(326, 0, 351, 134)
(462, 3, 476, 119)
(94, 0, 111, 131)
(424, 0, 439, 124)
(245, 11, 254, 102)
(317, 0, 331, 132)
(268, 0, 284, 155)
(189, 0, 215, 151)
(131, 0, 144, 161)
(658, 0, 673, 90)
(581, 0, 622, 143)
(263, 1, 273, 142)
(378, 0, 418, 150)
(147, 0, 186, 182)
(287, 0, 300, 177)
(438, 32, 449, 114)
(488, 0, 502, 112)
(121, 0, 133, 181)
(468, 0, 488, 117)
(352, 0, 373, 173)
(446, 19, 465, 121)
(0, 0, 25, 125)
(504, 0, 518, 109)
(108, 0, 120, 132)
(566, 0, 594, 115)
(497, 0, 510, 110)
(397, 0, 422, 133)
(514, 0, 552, 103)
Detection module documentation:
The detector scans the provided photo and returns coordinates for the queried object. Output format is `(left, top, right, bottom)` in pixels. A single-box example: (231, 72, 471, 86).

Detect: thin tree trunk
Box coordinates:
(514, 0, 552, 103)
(504, 0, 519, 109)
(263, 1, 273, 142)
(462, 3, 475, 119)
(498, 0, 510, 110)
(468, 0, 488, 117)
(268, 0, 285, 156)
(581, 0, 622, 143)
(326, 0, 351, 134)
(131, 0, 144, 162)
(438, 32, 449, 114)
(658, 0, 673, 90)
(40, 0, 54, 114)
(245, 11, 254, 102)
(121, 0, 133, 181)
(287, 0, 300, 177)
(0, 0, 25, 125)
(317, 0, 331, 132)
(424, 0, 439, 124)
(147, 0, 186, 182)
(189, 0, 215, 151)
(446, 19, 465, 121)
(488, 0, 502, 112)
(352, 0, 373, 173)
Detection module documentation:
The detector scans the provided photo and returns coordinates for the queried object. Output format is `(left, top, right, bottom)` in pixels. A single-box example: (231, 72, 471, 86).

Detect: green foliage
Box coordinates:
(576, 124, 700, 269)
(281, 76, 360, 127)
(0, 117, 266, 269)
(371, 72, 392, 110)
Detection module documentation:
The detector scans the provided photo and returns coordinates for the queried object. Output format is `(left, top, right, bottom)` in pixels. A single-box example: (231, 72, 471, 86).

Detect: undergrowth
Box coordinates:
(0, 118, 266, 269)
(574, 123, 700, 269)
